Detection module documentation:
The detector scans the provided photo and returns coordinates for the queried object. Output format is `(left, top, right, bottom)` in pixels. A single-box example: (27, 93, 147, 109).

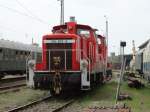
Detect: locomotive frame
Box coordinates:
(31, 21, 107, 95)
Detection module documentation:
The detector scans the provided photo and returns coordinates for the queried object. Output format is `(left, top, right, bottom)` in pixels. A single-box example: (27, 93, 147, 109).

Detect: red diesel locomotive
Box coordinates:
(33, 21, 107, 95)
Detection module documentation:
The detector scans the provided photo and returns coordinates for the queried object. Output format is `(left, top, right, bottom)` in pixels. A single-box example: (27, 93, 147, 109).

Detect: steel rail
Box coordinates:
(1, 76, 26, 83)
(52, 99, 75, 112)
(6, 95, 52, 112)
(0, 83, 26, 91)
(0, 88, 21, 94)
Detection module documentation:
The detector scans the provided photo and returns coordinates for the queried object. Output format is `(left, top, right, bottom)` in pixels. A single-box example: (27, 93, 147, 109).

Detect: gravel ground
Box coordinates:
(60, 102, 83, 112)
(0, 88, 49, 112)
(19, 99, 71, 112)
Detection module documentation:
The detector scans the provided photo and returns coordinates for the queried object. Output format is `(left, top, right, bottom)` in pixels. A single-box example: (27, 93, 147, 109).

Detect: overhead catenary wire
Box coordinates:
(0, 25, 18, 32)
(15, 0, 48, 25)
(0, 23, 35, 36)
(0, 4, 49, 25)
(0, 24, 32, 42)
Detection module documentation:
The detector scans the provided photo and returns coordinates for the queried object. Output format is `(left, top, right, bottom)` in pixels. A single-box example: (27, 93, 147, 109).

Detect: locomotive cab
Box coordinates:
(31, 21, 107, 95)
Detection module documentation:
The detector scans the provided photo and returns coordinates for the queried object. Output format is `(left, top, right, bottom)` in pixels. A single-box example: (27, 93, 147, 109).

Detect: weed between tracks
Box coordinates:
(0, 88, 49, 112)
(78, 82, 117, 107)
(75, 80, 150, 112)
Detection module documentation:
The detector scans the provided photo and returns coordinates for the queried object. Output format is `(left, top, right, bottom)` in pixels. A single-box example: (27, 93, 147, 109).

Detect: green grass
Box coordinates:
(0, 88, 49, 112)
(78, 82, 117, 107)
(78, 81, 150, 112)
(120, 83, 150, 112)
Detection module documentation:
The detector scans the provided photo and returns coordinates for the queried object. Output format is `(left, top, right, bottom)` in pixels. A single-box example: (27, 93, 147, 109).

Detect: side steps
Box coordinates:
(81, 85, 91, 90)
(81, 70, 90, 90)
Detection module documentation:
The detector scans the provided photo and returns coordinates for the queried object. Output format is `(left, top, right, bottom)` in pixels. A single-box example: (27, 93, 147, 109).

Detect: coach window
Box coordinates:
(22, 51, 25, 59)
(16, 51, 20, 59)
(0, 48, 3, 60)
(20, 51, 23, 59)
(25, 52, 28, 58)
(25, 52, 27, 55)
(4, 49, 8, 60)
(27, 52, 30, 57)
(12, 50, 15, 60)
(11, 50, 14, 59)
(9, 50, 12, 60)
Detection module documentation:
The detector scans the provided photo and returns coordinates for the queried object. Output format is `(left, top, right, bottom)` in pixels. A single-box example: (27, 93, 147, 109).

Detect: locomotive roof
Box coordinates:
(0, 39, 41, 52)
(53, 23, 93, 30)
(98, 35, 105, 38)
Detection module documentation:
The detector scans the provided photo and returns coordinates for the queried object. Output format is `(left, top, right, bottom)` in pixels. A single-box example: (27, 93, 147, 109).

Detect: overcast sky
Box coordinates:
(0, 0, 150, 55)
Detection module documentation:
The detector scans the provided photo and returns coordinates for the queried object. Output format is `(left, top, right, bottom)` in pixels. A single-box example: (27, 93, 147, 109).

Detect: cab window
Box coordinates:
(97, 38, 101, 45)
(77, 29, 90, 38)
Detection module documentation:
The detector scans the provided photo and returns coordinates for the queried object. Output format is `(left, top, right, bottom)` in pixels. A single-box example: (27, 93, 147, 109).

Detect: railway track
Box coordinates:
(6, 95, 75, 112)
(52, 99, 75, 112)
(0, 80, 26, 94)
(0, 76, 26, 83)
(6, 95, 52, 112)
